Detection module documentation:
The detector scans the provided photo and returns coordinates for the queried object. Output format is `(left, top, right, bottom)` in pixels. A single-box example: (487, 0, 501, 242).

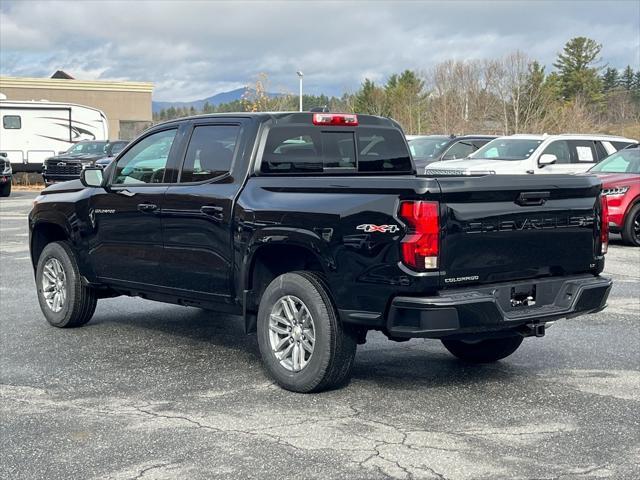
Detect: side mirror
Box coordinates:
(80, 167, 104, 188)
(538, 154, 557, 167)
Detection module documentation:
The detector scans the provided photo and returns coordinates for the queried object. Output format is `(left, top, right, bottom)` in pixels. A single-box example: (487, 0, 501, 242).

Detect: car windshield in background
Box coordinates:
(408, 136, 450, 160)
(109, 142, 127, 156)
(471, 138, 543, 161)
(590, 149, 640, 174)
(261, 127, 412, 174)
(66, 142, 108, 155)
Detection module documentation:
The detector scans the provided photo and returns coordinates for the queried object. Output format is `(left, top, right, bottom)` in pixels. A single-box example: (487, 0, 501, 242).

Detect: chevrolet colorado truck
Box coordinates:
(29, 112, 612, 392)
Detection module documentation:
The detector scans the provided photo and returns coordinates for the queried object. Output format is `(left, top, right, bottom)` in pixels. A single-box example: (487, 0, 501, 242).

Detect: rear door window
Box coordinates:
(568, 140, 597, 164)
(261, 126, 411, 174)
(179, 125, 240, 182)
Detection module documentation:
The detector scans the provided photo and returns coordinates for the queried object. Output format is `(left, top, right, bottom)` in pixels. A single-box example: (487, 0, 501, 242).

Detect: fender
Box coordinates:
(29, 207, 98, 283)
(238, 226, 335, 333)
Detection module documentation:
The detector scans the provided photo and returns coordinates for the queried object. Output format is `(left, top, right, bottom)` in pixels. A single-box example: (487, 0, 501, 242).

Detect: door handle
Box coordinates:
(200, 205, 224, 221)
(137, 203, 158, 213)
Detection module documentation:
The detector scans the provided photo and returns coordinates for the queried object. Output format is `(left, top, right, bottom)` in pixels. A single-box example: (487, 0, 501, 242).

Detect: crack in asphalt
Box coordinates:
(129, 461, 177, 480)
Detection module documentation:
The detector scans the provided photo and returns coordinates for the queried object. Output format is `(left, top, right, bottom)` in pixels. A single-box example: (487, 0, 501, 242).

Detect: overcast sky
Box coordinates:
(1, 0, 639, 102)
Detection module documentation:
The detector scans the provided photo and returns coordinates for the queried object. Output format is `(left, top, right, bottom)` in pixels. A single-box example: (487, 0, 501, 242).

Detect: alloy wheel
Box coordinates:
(42, 258, 67, 313)
(268, 295, 316, 372)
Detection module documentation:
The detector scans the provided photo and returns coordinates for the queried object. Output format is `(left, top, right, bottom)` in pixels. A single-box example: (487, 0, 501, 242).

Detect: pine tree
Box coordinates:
(601, 67, 620, 92)
(553, 37, 603, 102)
(621, 65, 634, 91)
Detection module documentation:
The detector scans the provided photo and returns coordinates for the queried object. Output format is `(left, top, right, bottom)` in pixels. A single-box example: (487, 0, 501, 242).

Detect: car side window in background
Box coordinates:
(611, 141, 634, 151)
(442, 141, 475, 160)
(180, 125, 240, 182)
(112, 129, 177, 185)
(594, 142, 609, 160)
(541, 140, 571, 164)
(3, 115, 21, 129)
(568, 140, 597, 163)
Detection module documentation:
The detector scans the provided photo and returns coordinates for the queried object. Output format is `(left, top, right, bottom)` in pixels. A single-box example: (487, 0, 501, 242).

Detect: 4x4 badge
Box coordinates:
(357, 224, 399, 233)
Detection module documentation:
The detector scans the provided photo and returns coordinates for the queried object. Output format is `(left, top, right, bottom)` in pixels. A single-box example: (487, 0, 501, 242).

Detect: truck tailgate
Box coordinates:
(436, 174, 603, 288)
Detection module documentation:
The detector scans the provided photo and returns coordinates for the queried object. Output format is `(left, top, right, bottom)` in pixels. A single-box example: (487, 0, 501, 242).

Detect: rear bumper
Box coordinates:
(386, 274, 612, 339)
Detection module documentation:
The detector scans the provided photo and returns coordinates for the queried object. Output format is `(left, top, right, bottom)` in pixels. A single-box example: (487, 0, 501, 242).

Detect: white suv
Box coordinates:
(424, 134, 638, 175)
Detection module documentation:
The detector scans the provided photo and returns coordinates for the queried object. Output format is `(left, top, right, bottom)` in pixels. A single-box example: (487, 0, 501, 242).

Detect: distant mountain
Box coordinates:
(152, 87, 281, 113)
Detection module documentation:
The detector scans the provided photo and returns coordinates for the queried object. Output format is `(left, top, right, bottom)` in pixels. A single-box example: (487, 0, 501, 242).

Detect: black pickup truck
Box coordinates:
(29, 112, 612, 392)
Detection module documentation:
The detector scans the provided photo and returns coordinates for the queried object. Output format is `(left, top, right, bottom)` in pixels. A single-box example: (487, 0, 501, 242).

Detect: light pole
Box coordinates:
(296, 71, 304, 112)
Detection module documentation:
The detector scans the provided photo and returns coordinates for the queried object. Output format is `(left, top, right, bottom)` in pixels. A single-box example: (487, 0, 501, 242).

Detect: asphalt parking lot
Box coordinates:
(1, 190, 639, 480)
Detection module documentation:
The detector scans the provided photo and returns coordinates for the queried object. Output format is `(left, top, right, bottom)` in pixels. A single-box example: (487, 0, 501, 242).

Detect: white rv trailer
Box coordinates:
(0, 100, 109, 171)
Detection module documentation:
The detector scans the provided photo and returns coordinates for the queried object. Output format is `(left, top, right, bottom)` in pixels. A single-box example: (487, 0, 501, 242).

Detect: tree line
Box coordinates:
(153, 37, 640, 138)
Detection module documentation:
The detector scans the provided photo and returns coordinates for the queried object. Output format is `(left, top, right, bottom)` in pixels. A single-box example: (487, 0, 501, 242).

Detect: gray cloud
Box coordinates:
(1, 0, 638, 101)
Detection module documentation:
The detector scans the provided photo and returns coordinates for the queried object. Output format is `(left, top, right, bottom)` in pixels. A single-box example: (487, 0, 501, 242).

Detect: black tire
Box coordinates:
(0, 181, 10, 197)
(257, 271, 357, 393)
(620, 204, 640, 247)
(441, 336, 523, 363)
(36, 241, 97, 328)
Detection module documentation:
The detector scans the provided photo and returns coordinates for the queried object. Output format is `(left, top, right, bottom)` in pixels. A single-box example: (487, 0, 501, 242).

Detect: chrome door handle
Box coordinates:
(137, 203, 158, 213)
(200, 205, 224, 221)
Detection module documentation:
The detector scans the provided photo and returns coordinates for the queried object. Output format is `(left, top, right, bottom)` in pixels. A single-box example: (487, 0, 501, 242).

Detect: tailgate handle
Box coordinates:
(516, 191, 550, 206)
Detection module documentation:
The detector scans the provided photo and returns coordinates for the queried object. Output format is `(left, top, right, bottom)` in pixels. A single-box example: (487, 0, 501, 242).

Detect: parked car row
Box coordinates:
(412, 133, 637, 175)
(409, 132, 639, 246)
(42, 140, 127, 186)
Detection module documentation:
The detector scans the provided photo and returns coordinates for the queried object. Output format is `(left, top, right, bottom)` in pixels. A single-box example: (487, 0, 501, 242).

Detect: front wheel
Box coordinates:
(36, 241, 97, 328)
(257, 271, 357, 393)
(621, 204, 640, 247)
(441, 336, 523, 363)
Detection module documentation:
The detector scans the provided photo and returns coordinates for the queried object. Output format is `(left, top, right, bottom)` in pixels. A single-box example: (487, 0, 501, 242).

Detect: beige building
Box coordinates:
(0, 73, 153, 140)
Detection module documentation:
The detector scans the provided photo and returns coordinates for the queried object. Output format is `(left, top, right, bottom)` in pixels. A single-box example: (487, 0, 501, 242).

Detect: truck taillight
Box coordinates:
(398, 201, 439, 270)
(600, 194, 609, 255)
(312, 113, 358, 126)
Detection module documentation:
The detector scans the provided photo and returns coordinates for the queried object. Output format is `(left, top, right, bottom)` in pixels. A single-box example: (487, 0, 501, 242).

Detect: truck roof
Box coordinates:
(153, 112, 400, 129)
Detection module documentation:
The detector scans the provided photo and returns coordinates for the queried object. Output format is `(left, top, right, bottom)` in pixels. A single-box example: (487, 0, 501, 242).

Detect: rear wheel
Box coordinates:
(441, 336, 523, 363)
(257, 271, 357, 393)
(0, 181, 10, 197)
(36, 241, 97, 328)
(621, 204, 640, 247)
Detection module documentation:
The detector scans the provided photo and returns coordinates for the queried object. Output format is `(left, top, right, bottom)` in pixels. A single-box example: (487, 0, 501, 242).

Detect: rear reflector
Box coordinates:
(600, 194, 609, 255)
(398, 201, 439, 270)
(312, 113, 358, 126)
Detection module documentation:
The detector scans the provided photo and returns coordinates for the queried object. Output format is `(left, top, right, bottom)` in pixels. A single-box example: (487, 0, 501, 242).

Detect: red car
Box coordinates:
(590, 145, 640, 246)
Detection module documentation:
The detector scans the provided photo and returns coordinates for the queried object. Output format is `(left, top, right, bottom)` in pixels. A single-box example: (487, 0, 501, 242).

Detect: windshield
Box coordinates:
(590, 148, 640, 174)
(408, 136, 450, 160)
(66, 141, 108, 156)
(109, 142, 127, 156)
(470, 138, 543, 161)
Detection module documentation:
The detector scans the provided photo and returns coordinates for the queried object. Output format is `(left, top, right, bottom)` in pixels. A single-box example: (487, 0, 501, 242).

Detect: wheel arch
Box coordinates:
(30, 220, 71, 270)
(241, 241, 331, 333)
